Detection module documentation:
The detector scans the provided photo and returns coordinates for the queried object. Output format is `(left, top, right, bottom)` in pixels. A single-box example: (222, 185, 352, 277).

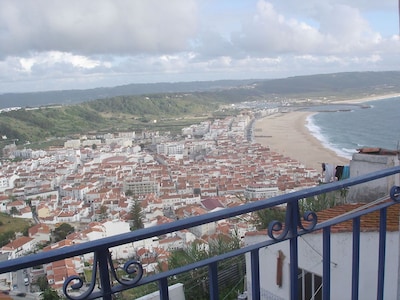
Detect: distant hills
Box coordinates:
(1, 70, 400, 147)
(1, 71, 400, 109)
(0, 79, 260, 109)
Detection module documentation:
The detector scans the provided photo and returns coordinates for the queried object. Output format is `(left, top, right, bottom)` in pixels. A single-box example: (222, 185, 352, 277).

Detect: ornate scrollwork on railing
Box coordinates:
(268, 202, 318, 241)
(63, 251, 143, 300)
(268, 219, 289, 241)
(390, 186, 400, 202)
(63, 253, 98, 300)
(63, 275, 92, 300)
(298, 210, 318, 231)
(110, 259, 143, 286)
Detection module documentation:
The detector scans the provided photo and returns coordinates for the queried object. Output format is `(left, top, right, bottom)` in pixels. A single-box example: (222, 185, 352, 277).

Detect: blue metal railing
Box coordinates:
(0, 166, 399, 299)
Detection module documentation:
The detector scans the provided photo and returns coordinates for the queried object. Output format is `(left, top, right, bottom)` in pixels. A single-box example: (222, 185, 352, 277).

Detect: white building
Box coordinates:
(64, 139, 81, 149)
(244, 185, 279, 200)
(0, 236, 36, 259)
(0, 174, 19, 193)
(347, 149, 400, 203)
(156, 142, 184, 156)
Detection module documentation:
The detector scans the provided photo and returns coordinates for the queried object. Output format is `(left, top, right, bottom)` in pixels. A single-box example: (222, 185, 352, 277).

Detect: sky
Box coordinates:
(0, 0, 399, 93)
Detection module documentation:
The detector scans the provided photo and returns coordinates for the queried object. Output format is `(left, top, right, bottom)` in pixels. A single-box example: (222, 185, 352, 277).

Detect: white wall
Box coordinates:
(348, 153, 399, 203)
(245, 231, 400, 300)
(136, 283, 185, 300)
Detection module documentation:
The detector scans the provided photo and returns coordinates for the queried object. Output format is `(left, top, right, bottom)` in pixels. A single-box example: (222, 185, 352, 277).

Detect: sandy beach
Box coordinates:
(254, 111, 350, 171)
(330, 93, 400, 104)
(253, 93, 399, 171)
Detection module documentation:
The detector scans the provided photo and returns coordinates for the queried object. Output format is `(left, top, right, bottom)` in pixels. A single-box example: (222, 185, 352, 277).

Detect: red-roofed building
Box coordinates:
(0, 236, 35, 259)
(201, 197, 225, 211)
(43, 240, 84, 290)
(6, 200, 26, 214)
(158, 236, 184, 251)
(14, 205, 32, 219)
(29, 223, 51, 244)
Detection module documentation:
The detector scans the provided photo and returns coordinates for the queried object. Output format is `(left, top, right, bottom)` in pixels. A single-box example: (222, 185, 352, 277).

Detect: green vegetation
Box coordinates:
(86, 93, 218, 116)
(2, 71, 400, 147)
(53, 223, 75, 242)
(253, 207, 286, 230)
(0, 231, 15, 248)
(118, 234, 244, 299)
(129, 199, 144, 231)
(0, 94, 219, 146)
(98, 205, 108, 221)
(36, 275, 50, 291)
(167, 235, 245, 300)
(0, 212, 31, 247)
(300, 189, 347, 213)
(40, 288, 61, 300)
(253, 189, 348, 230)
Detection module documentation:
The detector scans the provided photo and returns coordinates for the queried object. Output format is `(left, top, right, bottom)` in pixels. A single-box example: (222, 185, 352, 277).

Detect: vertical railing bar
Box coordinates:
(351, 217, 360, 300)
(301, 269, 305, 300)
(289, 237, 299, 300)
(322, 226, 331, 300)
(97, 249, 112, 300)
(250, 249, 260, 300)
(377, 208, 387, 300)
(208, 261, 219, 299)
(159, 277, 169, 300)
(289, 202, 299, 300)
(311, 273, 315, 300)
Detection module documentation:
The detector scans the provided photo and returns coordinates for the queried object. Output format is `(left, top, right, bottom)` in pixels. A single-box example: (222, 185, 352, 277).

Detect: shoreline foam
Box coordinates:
(253, 93, 399, 171)
(305, 114, 354, 160)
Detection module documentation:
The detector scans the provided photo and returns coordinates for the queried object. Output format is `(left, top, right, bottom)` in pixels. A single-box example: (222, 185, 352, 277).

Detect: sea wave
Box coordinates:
(306, 97, 400, 160)
(306, 115, 353, 160)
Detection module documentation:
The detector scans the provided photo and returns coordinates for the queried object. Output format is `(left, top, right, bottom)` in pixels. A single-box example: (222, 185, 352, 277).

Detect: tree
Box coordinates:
(0, 231, 15, 247)
(99, 205, 108, 221)
(36, 275, 49, 291)
(10, 206, 19, 215)
(300, 189, 346, 213)
(130, 199, 143, 231)
(253, 207, 285, 230)
(168, 234, 244, 300)
(40, 288, 60, 300)
(53, 223, 75, 242)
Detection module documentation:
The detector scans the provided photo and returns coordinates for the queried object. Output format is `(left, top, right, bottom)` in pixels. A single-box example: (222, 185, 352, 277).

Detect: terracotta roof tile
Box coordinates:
(316, 201, 400, 233)
(246, 201, 400, 237)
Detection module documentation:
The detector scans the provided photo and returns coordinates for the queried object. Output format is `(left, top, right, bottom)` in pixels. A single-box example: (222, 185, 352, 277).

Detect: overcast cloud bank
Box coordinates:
(0, 0, 399, 93)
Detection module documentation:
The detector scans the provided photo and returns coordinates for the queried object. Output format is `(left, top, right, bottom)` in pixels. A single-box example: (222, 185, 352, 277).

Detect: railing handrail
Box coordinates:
(130, 194, 397, 288)
(0, 165, 399, 275)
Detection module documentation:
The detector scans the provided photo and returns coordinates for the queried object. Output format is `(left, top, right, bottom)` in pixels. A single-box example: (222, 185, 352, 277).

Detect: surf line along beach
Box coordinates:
(253, 111, 350, 172)
(253, 93, 400, 172)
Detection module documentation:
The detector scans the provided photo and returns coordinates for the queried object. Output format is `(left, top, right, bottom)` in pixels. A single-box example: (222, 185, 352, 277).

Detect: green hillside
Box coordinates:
(1, 71, 400, 147)
(0, 94, 220, 147)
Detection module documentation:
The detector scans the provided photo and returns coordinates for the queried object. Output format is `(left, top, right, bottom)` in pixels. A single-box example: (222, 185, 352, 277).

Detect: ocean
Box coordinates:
(305, 97, 400, 159)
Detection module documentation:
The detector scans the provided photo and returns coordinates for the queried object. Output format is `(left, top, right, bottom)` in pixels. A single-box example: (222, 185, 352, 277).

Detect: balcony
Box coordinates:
(0, 166, 399, 299)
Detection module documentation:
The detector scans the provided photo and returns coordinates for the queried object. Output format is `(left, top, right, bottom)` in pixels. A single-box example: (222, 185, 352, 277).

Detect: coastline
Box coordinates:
(329, 93, 400, 104)
(253, 93, 399, 171)
(253, 111, 350, 171)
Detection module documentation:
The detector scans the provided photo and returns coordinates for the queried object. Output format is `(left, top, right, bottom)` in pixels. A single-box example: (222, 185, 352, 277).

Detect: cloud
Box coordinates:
(229, 0, 387, 56)
(0, 0, 399, 93)
(0, 0, 198, 57)
(18, 52, 107, 74)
